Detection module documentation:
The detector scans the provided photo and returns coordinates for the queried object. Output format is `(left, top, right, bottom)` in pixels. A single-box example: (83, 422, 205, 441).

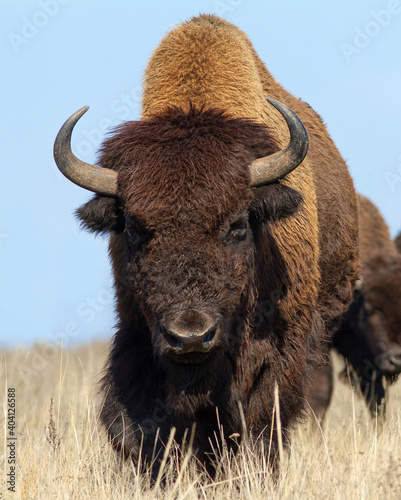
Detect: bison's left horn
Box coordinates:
(53, 106, 118, 196)
(249, 97, 309, 187)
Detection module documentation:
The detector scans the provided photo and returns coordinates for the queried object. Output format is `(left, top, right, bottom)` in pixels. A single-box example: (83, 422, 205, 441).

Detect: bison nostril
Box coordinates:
(163, 329, 183, 349)
(390, 354, 401, 367)
(203, 327, 216, 344)
(162, 313, 220, 353)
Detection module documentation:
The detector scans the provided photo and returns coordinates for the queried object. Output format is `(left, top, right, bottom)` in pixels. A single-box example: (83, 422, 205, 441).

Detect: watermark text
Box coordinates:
(7, 387, 17, 493)
(340, 1, 401, 63)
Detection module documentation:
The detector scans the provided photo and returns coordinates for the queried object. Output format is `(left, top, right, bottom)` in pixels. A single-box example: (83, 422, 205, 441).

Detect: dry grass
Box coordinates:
(1, 341, 401, 499)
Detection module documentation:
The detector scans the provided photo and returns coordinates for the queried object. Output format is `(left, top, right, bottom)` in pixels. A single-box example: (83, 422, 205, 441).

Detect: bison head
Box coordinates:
(355, 254, 401, 375)
(54, 99, 307, 364)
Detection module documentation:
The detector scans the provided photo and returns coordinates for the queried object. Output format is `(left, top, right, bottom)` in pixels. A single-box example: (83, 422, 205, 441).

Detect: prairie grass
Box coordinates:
(1, 341, 401, 499)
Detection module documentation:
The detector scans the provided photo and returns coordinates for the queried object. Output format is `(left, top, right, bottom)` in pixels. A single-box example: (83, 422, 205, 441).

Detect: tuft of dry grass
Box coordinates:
(1, 341, 401, 499)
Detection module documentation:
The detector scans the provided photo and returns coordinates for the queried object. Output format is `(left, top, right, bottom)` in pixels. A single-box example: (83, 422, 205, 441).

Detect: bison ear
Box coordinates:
(75, 195, 124, 234)
(249, 183, 303, 222)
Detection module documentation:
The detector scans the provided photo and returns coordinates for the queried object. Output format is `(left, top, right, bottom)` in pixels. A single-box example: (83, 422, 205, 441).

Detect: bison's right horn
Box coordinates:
(53, 106, 118, 196)
(249, 97, 309, 187)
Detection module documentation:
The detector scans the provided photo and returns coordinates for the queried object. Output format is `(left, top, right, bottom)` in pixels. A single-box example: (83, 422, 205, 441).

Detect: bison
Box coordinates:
(54, 15, 358, 473)
(328, 194, 401, 415)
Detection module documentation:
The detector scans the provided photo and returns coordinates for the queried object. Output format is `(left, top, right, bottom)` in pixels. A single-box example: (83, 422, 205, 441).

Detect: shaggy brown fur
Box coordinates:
(330, 195, 401, 415)
(75, 15, 358, 474)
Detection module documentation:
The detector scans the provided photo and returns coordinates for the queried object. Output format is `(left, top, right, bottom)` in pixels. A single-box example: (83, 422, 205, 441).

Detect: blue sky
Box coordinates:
(1, 0, 401, 347)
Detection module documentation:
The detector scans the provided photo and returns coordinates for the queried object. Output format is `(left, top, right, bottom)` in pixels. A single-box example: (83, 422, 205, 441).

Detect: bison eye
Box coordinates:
(126, 227, 140, 243)
(227, 221, 248, 242)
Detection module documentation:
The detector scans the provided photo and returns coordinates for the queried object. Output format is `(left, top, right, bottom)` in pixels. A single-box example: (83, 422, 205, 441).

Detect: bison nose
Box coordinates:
(389, 352, 401, 369)
(377, 343, 401, 374)
(162, 310, 219, 353)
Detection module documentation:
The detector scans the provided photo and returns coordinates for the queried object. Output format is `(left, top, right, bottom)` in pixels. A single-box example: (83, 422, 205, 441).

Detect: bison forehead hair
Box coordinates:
(101, 106, 279, 225)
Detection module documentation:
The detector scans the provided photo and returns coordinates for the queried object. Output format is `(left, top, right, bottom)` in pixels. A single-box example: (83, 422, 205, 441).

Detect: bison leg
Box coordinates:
(359, 372, 387, 418)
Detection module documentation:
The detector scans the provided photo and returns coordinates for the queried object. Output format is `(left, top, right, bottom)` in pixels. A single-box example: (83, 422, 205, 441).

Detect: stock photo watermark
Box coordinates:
(7, 0, 72, 54)
(18, 288, 113, 380)
(75, 86, 142, 158)
(384, 155, 401, 192)
(213, 0, 244, 16)
(50, 84, 143, 186)
(340, 1, 401, 63)
(0, 233, 8, 246)
(6, 388, 17, 494)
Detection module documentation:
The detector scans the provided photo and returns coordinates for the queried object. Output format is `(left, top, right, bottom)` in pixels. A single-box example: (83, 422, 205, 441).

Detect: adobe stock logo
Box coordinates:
(213, 0, 244, 16)
(384, 155, 401, 192)
(340, 1, 401, 64)
(7, 0, 72, 54)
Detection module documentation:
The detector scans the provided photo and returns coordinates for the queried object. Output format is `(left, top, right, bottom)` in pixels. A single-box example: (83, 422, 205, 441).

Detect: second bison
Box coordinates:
(332, 195, 401, 415)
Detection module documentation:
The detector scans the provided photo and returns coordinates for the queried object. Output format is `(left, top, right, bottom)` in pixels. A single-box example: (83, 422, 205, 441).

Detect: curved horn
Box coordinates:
(53, 106, 118, 196)
(249, 97, 309, 187)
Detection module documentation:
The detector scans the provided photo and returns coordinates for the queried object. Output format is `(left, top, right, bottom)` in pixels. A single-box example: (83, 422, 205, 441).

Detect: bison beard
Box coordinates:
(55, 14, 359, 478)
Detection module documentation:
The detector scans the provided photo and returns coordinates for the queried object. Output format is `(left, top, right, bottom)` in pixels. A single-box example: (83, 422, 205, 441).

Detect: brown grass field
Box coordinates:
(1, 341, 401, 499)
